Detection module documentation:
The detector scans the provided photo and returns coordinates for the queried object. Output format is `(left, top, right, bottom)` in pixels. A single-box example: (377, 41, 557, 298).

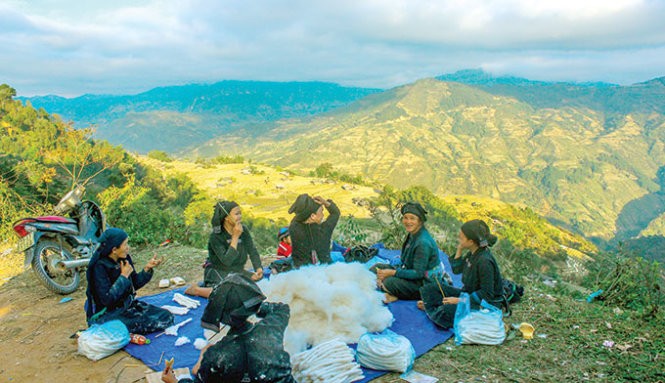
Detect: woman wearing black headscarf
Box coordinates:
(374, 202, 440, 303)
(162, 274, 296, 383)
(418, 219, 504, 329)
(287, 194, 340, 268)
(186, 201, 263, 298)
(85, 228, 173, 334)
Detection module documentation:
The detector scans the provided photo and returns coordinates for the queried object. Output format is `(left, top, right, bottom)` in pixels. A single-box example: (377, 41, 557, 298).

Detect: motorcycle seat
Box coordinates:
(32, 216, 78, 224)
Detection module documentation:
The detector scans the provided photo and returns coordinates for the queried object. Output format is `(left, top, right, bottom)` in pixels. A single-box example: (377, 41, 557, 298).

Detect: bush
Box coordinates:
(98, 177, 185, 245)
(583, 250, 664, 318)
(147, 150, 173, 162)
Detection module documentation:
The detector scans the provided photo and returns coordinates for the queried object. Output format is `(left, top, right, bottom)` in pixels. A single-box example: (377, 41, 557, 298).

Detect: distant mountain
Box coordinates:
(20, 81, 381, 153)
(437, 69, 665, 115)
(191, 76, 665, 242)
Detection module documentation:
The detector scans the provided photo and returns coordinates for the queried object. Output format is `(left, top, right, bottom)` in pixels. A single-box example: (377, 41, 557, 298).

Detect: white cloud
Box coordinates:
(0, 0, 664, 96)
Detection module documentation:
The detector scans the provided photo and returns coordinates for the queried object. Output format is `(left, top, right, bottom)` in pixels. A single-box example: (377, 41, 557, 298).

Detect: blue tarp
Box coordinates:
(124, 248, 461, 381)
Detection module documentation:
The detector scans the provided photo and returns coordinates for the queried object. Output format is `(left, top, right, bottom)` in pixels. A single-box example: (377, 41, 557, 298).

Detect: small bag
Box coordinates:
(344, 245, 378, 263)
(453, 293, 505, 346)
(357, 330, 415, 373)
(78, 320, 130, 361)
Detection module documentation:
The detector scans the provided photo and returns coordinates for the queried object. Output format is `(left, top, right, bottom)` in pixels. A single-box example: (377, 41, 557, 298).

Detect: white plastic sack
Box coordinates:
(453, 293, 505, 346)
(78, 320, 130, 361)
(357, 330, 415, 373)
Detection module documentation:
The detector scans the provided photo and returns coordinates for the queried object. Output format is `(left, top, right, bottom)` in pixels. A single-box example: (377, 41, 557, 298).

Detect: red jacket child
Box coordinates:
(277, 228, 292, 259)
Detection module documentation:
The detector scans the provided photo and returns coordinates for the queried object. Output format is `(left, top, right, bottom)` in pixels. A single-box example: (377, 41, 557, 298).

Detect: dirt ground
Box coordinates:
(0, 247, 208, 383)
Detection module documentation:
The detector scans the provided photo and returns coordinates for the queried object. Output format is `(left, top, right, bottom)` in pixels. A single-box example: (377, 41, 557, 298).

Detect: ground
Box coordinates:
(0, 244, 663, 383)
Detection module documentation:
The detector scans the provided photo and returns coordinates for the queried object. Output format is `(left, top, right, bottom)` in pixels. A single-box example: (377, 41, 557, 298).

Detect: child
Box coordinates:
(276, 227, 292, 259)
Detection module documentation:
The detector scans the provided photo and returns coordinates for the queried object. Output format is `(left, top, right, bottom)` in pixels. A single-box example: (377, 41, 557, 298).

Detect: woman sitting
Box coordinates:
(85, 228, 173, 334)
(288, 194, 340, 268)
(374, 202, 440, 303)
(418, 219, 505, 328)
(186, 201, 263, 298)
(162, 274, 296, 383)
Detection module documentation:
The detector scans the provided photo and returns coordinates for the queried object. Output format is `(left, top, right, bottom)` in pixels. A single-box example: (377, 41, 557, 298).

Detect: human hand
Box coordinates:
(145, 253, 164, 271)
(313, 196, 330, 207)
(232, 222, 243, 238)
(455, 243, 464, 259)
(120, 260, 134, 278)
(161, 368, 177, 383)
(442, 297, 460, 305)
(251, 268, 264, 281)
(376, 268, 396, 281)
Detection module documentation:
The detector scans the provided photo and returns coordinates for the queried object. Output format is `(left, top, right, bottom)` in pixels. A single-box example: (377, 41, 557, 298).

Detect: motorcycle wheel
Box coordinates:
(32, 239, 80, 295)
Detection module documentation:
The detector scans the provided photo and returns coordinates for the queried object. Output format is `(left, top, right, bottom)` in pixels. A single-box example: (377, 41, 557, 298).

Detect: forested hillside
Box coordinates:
(196, 78, 665, 243)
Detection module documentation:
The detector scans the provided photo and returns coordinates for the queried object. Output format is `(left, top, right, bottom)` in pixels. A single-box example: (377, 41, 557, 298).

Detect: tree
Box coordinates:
(42, 126, 125, 188)
(0, 84, 16, 108)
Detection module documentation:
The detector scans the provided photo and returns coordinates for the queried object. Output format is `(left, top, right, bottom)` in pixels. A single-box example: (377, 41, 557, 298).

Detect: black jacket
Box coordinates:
(288, 201, 340, 268)
(395, 226, 440, 280)
(450, 247, 504, 305)
(86, 254, 152, 319)
(205, 225, 262, 286)
(181, 302, 296, 383)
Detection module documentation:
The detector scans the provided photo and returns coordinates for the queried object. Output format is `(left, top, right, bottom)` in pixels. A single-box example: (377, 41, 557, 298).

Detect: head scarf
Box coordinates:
(278, 227, 289, 241)
(95, 228, 128, 258)
(401, 202, 428, 222)
(212, 201, 239, 233)
(201, 274, 266, 330)
(288, 194, 320, 222)
(461, 219, 498, 248)
(85, 227, 129, 319)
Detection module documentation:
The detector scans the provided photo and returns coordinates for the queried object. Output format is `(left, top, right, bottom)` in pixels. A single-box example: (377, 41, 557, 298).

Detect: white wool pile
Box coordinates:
(258, 262, 393, 354)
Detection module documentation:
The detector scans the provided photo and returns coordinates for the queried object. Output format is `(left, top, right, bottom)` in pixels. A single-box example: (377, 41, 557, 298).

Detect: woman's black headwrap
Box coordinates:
(85, 227, 129, 319)
(401, 202, 428, 222)
(212, 201, 239, 233)
(201, 273, 266, 330)
(461, 219, 498, 248)
(288, 194, 320, 222)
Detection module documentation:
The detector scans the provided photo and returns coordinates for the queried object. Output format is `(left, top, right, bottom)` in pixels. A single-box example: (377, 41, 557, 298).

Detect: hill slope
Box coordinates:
(193, 78, 665, 240)
(22, 81, 381, 153)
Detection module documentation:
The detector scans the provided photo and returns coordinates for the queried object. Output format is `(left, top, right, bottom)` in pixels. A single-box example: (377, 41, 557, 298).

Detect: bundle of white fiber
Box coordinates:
(456, 310, 506, 345)
(356, 330, 415, 373)
(258, 262, 393, 355)
(291, 338, 364, 383)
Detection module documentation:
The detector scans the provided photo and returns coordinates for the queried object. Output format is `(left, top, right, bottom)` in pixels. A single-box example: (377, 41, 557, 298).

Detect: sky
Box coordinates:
(1, 0, 665, 97)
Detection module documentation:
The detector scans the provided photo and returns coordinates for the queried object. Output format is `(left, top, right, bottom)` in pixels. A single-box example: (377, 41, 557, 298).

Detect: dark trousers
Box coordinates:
(93, 300, 174, 334)
(371, 263, 424, 300)
(419, 283, 462, 329)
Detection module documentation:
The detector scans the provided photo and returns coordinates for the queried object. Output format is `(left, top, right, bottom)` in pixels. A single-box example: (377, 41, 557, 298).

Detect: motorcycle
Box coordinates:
(12, 185, 106, 294)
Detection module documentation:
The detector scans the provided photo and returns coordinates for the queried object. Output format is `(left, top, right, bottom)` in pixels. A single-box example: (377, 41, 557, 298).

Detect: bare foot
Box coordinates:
(383, 293, 398, 304)
(417, 300, 425, 310)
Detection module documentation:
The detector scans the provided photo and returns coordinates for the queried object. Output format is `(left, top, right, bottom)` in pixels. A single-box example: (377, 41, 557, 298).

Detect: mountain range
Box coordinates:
(19, 70, 665, 244)
(21, 81, 380, 153)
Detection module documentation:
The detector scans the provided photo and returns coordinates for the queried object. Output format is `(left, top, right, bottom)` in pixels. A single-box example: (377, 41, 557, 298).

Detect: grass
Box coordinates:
(1, 242, 663, 382)
(128, 245, 665, 383)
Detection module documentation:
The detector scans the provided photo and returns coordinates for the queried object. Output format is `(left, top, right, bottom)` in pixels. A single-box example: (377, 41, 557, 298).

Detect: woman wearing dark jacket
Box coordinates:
(85, 228, 173, 334)
(375, 202, 440, 302)
(204, 201, 263, 286)
(186, 201, 263, 298)
(288, 194, 340, 268)
(419, 219, 504, 329)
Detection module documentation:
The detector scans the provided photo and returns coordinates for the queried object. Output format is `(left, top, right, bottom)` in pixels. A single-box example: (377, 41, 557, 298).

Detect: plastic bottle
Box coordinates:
(129, 333, 151, 345)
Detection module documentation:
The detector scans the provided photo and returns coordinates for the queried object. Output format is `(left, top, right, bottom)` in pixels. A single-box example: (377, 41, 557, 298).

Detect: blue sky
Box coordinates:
(2, 0, 664, 97)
